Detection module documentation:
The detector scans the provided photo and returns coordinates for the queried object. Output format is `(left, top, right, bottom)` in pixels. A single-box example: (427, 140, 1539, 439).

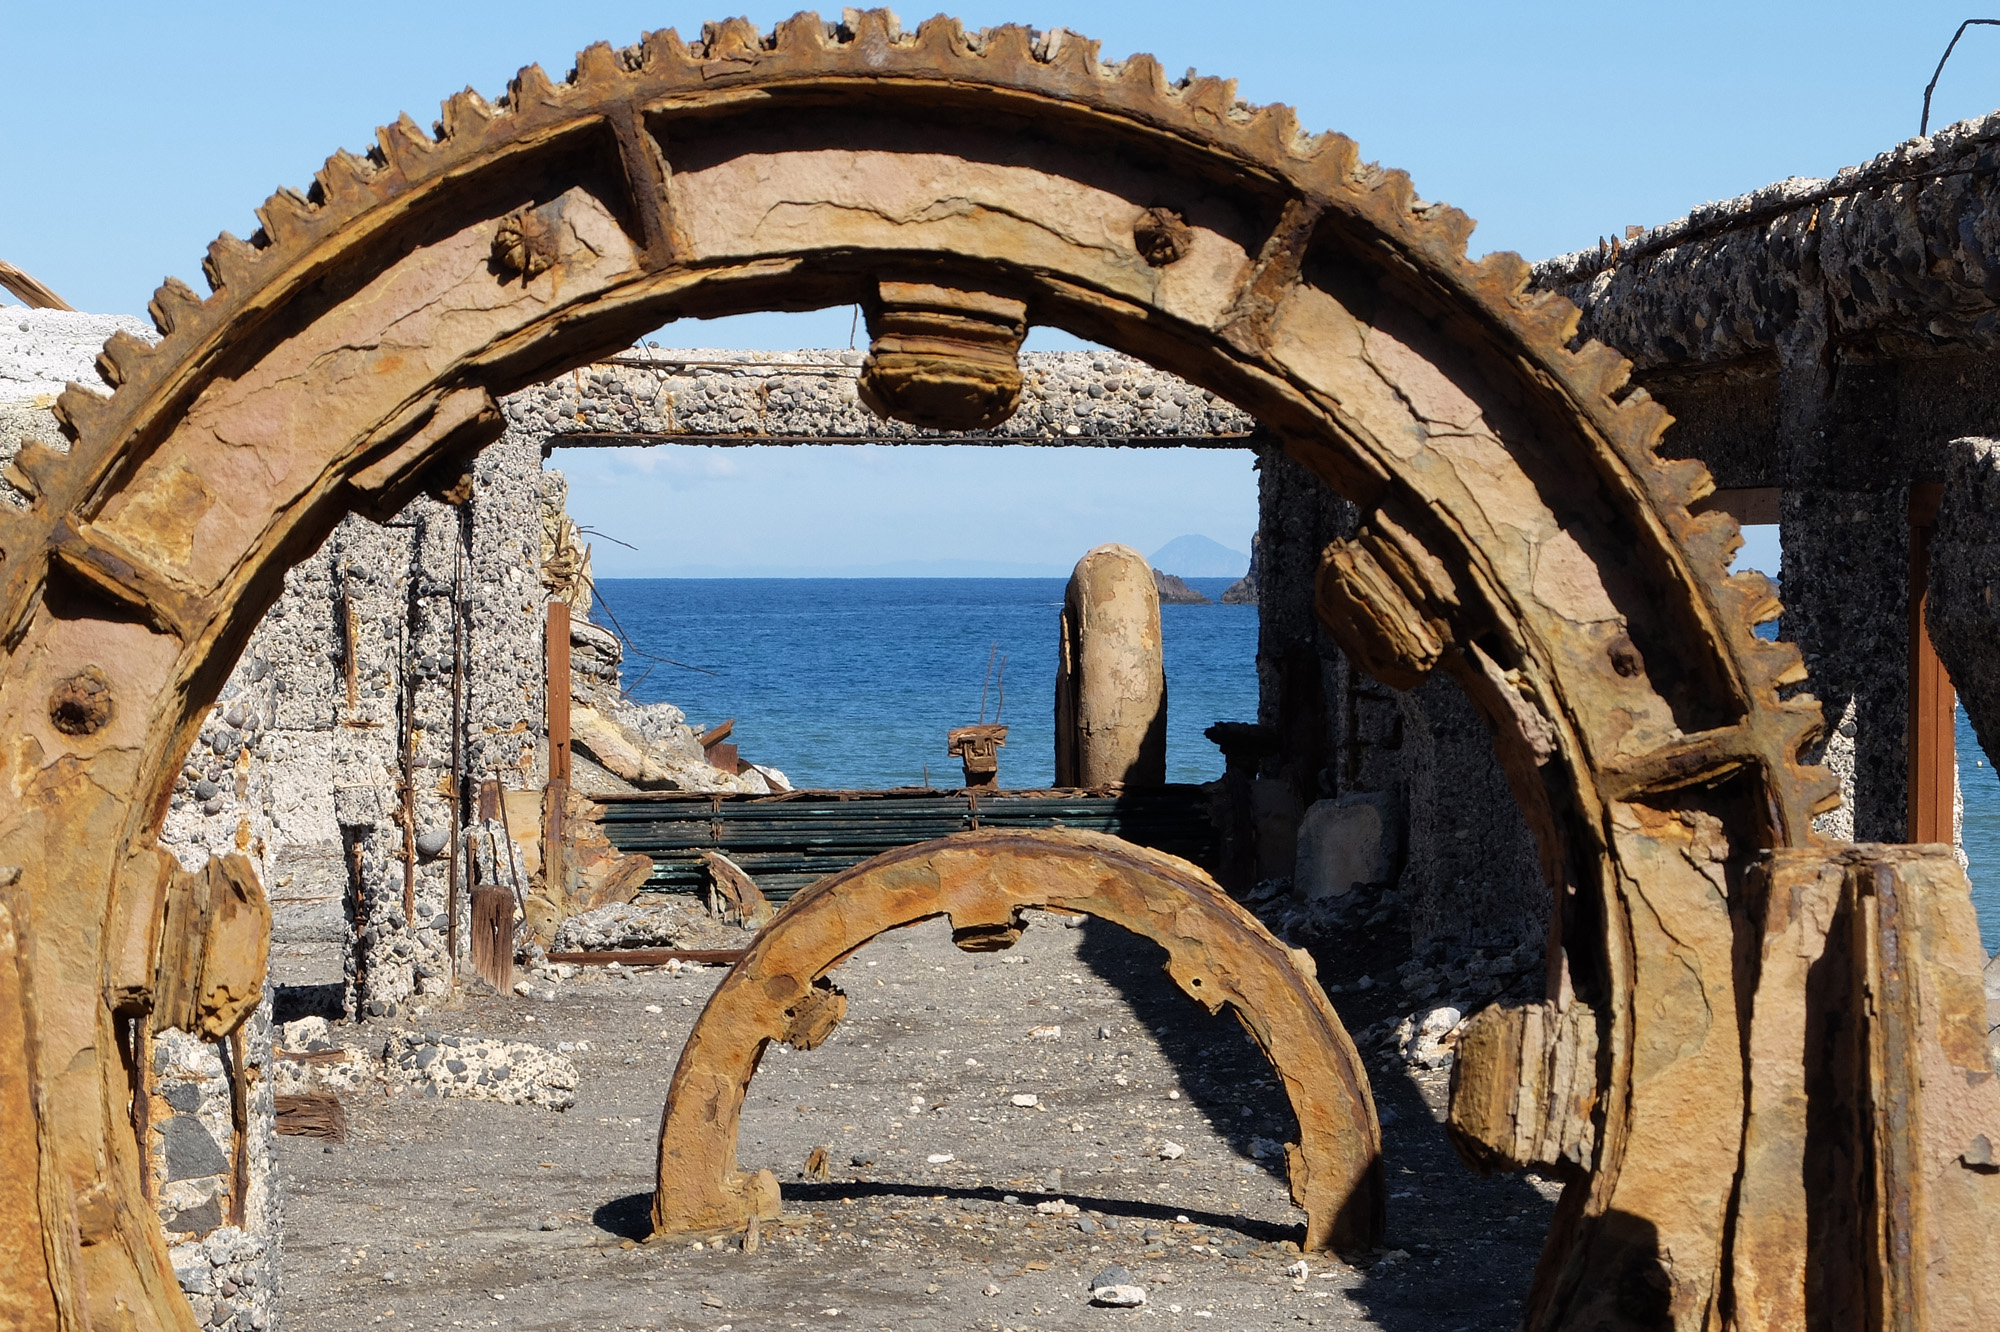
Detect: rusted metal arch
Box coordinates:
(651, 828, 1380, 1251)
(0, 13, 1840, 1330)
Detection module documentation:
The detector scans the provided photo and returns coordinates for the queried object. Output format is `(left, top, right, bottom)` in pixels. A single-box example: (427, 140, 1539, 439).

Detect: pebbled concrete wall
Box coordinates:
(1249, 443, 1547, 956)
(1530, 113, 2000, 847)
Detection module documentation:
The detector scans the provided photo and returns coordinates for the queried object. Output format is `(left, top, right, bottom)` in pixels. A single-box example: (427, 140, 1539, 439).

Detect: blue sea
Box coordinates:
(592, 577, 1259, 791)
(593, 578, 2000, 954)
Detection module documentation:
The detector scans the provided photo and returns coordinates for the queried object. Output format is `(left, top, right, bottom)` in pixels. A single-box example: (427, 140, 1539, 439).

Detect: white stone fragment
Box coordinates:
(1091, 1284, 1148, 1307)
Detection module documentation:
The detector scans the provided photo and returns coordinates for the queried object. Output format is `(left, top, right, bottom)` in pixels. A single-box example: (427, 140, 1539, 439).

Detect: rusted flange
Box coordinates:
(650, 827, 1382, 1253)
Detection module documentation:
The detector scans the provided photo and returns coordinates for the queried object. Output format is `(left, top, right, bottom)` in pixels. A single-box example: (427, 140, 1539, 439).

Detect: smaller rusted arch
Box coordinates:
(651, 828, 1382, 1253)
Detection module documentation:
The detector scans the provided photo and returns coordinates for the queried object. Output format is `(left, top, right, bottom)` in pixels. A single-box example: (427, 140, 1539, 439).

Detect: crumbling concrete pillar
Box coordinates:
(330, 500, 469, 1015)
(1780, 487, 1909, 842)
(1056, 543, 1166, 788)
(332, 517, 417, 1014)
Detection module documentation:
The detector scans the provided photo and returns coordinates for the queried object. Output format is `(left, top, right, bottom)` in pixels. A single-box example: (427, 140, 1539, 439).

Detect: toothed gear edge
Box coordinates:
(5, 9, 1831, 837)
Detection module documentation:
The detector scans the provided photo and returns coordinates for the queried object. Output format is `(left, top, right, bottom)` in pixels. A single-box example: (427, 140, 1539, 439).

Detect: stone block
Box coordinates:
(161, 1114, 231, 1182)
(1294, 792, 1401, 901)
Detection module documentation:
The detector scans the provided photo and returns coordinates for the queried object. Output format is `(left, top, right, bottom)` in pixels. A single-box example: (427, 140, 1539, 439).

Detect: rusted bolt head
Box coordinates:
(492, 208, 560, 281)
(49, 666, 114, 736)
(1133, 207, 1194, 267)
(1608, 634, 1645, 679)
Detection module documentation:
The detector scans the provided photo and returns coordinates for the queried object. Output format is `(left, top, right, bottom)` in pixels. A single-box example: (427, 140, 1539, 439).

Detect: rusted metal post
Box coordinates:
(544, 599, 571, 882)
(469, 886, 514, 993)
(1909, 483, 1956, 844)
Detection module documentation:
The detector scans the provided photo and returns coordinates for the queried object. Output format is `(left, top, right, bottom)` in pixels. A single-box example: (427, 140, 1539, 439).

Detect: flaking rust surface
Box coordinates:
(0, 10, 1903, 1328)
(653, 829, 1382, 1254)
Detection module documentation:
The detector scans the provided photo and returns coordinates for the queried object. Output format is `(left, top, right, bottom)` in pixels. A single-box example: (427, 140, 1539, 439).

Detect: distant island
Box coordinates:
(1153, 570, 1212, 604)
(1149, 534, 1250, 579)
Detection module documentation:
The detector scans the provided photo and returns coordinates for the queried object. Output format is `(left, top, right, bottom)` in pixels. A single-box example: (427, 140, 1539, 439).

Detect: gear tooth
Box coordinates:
(1036, 27, 1100, 74)
(908, 13, 968, 57)
(1565, 338, 1631, 401)
(438, 88, 496, 142)
(1512, 286, 1581, 348)
(1294, 131, 1359, 184)
(1178, 74, 1239, 120)
(1362, 165, 1415, 216)
(147, 277, 203, 338)
(701, 16, 766, 59)
(253, 187, 315, 250)
(1111, 50, 1168, 97)
(970, 23, 1035, 63)
(375, 114, 437, 174)
(1475, 250, 1533, 299)
(838, 9, 902, 46)
(506, 64, 557, 111)
(3, 438, 68, 499)
(1725, 569, 1783, 626)
(775, 12, 836, 54)
(93, 330, 154, 391)
(200, 233, 259, 295)
(637, 28, 698, 77)
(1415, 202, 1476, 260)
(51, 385, 108, 442)
(1242, 101, 1302, 160)
(312, 149, 375, 207)
(574, 41, 624, 88)
(1674, 505, 1737, 571)
(1749, 635, 1809, 688)
(1611, 388, 1672, 455)
(1655, 456, 1713, 509)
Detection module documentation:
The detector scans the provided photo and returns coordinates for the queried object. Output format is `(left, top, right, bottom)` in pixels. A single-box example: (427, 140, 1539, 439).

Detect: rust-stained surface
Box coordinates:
(856, 281, 1029, 430)
(0, 10, 1958, 1328)
(649, 828, 1383, 1253)
(945, 722, 1008, 788)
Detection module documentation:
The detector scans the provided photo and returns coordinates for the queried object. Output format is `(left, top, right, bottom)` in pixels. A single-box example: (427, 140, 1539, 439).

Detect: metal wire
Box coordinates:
(1923, 19, 2000, 136)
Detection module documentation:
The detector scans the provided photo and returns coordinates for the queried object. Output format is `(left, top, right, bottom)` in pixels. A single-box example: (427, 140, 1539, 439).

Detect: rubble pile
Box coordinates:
(273, 1017, 579, 1110)
(551, 899, 708, 951)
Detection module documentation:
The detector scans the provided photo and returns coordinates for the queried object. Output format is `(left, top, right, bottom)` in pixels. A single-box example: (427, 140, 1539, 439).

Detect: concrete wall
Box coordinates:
(1249, 443, 1548, 956)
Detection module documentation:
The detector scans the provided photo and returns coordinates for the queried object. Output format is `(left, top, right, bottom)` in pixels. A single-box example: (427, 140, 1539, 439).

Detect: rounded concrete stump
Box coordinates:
(1056, 544, 1166, 788)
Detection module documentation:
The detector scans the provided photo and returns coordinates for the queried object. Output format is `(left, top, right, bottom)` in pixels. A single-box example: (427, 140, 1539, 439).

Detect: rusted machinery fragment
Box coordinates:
(946, 723, 1007, 789)
(651, 828, 1382, 1253)
(1448, 843, 2000, 1329)
(107, 851, 271, 1040)
(856, 282, 1028, 430)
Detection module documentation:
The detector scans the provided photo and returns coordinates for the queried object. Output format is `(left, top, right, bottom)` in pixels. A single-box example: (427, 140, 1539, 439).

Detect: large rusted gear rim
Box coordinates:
(651, 828, 1382, 1251)
(0, 13, 1834, 1329)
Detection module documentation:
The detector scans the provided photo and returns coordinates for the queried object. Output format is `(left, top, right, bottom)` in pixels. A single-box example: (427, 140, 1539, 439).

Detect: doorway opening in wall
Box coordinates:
(1733, 516, 2000, 952)
(551, 310, 1260, 793)
(563, 444, 1258, 791)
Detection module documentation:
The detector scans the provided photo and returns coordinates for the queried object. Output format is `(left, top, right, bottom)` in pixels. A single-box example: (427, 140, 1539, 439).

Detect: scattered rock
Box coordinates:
(1157, 1141, 1185, 1161)
(1010, 1093, 1038, 1107)
(1091, 1285, 1148, 1307)
(1035, 1199, 1080, 1215)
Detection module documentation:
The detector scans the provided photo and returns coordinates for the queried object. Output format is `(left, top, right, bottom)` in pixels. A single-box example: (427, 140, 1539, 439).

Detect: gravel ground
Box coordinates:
(269, 902, 1559, 1331)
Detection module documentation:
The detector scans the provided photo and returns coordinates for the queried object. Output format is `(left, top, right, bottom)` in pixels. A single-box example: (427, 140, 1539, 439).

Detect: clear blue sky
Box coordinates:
(6, 2, 1985, 575)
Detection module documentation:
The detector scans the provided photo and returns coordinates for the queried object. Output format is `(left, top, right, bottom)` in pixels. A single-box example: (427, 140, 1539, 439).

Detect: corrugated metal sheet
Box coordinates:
(596, 786, 1218, 902)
